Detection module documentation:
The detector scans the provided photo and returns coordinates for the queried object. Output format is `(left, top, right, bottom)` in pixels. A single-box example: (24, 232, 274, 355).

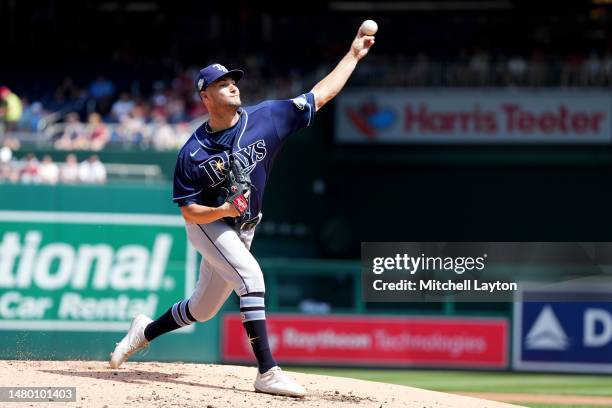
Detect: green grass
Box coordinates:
(289, 368, 612, 407)
(527, 406, 606, 408)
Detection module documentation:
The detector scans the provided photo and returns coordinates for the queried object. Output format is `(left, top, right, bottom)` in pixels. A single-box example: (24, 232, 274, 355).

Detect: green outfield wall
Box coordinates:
(0, 184, 221, 362)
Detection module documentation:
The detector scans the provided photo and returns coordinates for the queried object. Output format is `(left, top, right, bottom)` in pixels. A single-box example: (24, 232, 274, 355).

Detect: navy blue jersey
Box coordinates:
(173, 92, 315, 222)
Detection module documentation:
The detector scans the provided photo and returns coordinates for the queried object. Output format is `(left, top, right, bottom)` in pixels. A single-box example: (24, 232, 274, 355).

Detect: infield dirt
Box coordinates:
(1, 360, 523, 407)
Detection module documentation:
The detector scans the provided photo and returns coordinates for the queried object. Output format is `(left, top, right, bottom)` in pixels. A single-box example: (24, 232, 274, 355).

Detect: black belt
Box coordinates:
(239, 218, 259, 231)
(224, 216, 260, 231)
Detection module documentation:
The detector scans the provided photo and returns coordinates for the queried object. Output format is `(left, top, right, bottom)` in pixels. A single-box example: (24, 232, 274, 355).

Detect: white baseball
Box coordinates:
(360, 19, 378, 35)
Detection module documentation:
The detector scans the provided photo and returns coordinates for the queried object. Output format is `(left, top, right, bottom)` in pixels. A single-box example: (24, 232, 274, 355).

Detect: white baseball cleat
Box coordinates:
(109, 314, 152, 369)
(254, 366, 306, 397)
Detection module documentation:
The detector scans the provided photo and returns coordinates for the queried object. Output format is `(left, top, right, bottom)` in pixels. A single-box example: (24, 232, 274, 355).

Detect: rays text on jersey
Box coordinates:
(199, 139, 267, 187)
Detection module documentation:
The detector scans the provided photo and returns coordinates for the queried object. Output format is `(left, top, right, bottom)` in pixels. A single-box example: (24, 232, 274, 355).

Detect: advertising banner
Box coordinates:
(513, 285, 612, 373)
(335, 90, 611, 144)
(222, 314, 508, 368)
(0, 211, 197, 332)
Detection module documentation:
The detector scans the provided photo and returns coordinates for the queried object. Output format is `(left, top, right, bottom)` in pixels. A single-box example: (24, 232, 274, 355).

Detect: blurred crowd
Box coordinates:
(0, 146, 107, 185)
(354, 49, 612, 88)
(49, 110, 192, 152)
(0, 76, 196, 151)
(2, 48, 612, 152)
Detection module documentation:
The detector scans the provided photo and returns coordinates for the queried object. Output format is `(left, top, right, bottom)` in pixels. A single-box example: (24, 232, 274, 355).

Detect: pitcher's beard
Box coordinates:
(228, 98, 242, 108)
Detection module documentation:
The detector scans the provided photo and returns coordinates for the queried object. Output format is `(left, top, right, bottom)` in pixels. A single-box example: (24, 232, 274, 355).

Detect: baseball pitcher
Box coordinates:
(110, 24, 376, 397)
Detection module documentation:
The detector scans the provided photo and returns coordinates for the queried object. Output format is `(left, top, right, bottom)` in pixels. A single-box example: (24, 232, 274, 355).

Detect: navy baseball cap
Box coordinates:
(196, 63, 244, 92)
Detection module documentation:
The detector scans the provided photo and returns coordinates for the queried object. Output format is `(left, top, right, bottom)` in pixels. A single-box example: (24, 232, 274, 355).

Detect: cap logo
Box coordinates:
(212, 64, 229, 73)
(197, 78, 204, 90)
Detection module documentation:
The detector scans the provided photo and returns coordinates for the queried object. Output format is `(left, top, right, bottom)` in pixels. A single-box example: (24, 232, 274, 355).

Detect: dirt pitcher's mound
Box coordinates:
(1, 360, 522, 408)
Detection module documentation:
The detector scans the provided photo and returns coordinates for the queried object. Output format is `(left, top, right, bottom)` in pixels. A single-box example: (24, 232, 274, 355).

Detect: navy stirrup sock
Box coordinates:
(144, 299, 195, 342)
(240, 292, 277, 374)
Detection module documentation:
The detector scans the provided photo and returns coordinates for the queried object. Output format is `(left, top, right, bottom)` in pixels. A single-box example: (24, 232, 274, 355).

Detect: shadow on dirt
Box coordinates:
(40, 368, 253, 394)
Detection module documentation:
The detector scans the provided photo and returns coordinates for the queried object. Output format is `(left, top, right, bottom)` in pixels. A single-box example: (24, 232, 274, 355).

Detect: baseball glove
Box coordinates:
(221, 156, 252, 218)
